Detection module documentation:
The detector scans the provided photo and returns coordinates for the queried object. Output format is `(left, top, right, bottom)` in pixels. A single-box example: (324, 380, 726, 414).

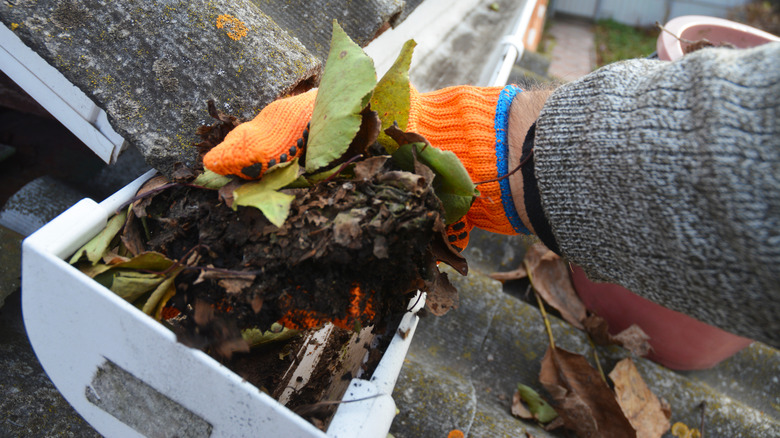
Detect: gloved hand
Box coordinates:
(203, 84, 531, 251)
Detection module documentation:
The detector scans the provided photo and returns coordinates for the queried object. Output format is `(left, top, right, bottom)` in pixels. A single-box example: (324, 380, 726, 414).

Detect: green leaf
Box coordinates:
(242, 323, 300, 348)
(392, 142, 478, 224)
(305, 20, 377, 173)
(371, 39, 416, 154)
(78, 251, 175, 278)
(233, 159, 300, 227)
(97, 270, 165, 303)
(69, 210, 128, 265)
(142, 267, 183, 318)
(193, 169, 233, 189)
(517, 383, 558, 423)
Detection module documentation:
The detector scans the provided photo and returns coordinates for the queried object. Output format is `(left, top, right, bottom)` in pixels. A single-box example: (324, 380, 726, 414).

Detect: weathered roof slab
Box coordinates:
(0, 0, 411, 178)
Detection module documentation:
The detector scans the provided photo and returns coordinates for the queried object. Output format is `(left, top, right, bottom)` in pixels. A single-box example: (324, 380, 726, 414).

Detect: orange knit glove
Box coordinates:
(203, 89, 316, 178)
(203, 84, 530, 250)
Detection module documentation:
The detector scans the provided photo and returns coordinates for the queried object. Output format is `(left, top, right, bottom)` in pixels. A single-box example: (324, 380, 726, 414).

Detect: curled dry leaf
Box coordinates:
(512, 390, 534, 419)
(584, 314, 653, 357)
(539, 346, 636, 438)
(132, 175, 170, 218)
(121, 208, 145, 257)
(489, 264, 528, 282)
(613, 325, 653, 357)
(525, 243, 586, 329)
(609, 358, 671, 438)
(424, 270, 459, 316)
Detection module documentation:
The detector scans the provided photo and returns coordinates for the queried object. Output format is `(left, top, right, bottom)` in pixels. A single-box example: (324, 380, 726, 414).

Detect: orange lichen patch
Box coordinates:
(216, 14, 248, 41)
(447, 430, 465, 438)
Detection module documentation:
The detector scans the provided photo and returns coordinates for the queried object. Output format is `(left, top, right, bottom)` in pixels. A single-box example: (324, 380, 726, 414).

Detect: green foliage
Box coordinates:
(233, 159, 301, 227)
(193, 169, 233, 189)
(305, 20, 377, 173)
(371, 39, 416, 153)
(242, 323, 300, 348)
(69, 211, 127, 265)
(516, 383, 558, 423)
(594, 19, 658, 67)
(392, 142, 477, 224)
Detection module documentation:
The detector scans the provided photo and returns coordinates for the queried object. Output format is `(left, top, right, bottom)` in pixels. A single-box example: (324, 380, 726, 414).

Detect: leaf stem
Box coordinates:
(531, 284, 556, 350)
(473, 149, 533, 186)
(587, 336, 607, 382)
(321, 154, 364, 183)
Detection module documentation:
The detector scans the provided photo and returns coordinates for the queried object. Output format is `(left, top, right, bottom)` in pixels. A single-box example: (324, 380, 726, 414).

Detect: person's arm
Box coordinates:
(508, 42, 780, 347)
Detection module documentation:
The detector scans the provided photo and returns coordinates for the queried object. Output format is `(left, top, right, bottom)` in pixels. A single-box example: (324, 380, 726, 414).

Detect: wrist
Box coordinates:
(507, 90, 553, 235)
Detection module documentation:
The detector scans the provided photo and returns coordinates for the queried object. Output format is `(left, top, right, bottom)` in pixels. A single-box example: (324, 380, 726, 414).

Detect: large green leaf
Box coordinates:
(305, 21, 377, 173)
(69, 211, 128, 265)
(371, 39, 416, 154)
(392, 142, 478, 224)
(233, 159, 300, 227)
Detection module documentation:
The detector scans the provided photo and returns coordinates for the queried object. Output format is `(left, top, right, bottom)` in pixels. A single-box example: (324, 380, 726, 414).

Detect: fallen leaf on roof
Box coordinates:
(609, 358, 671, 438)
(512, 383, 558, 423)
(584, 314, 653, 357)
(524, 243, 586, 329)
(539, 345, 636, 437)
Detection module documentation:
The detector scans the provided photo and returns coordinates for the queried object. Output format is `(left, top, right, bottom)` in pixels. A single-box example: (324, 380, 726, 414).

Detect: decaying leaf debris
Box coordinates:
(132, 153, 458, 352)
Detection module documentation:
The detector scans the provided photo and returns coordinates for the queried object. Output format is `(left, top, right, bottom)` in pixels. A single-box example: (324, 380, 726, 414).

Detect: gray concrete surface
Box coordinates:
(390, 250, 780, 437)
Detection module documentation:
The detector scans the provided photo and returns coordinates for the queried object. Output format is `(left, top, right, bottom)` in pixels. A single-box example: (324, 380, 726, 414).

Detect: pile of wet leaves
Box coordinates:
(69, 21, 472, 359)
(124, 153, 459, 354)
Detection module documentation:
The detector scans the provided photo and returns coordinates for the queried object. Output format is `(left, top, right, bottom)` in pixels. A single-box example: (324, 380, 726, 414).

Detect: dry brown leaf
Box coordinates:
(613, 325, 653, 357)
(353, 156, 389, 181)
(609, 358, 671, 438)
(512, 390, 534, 420)
(132, 175, 170, 218)
(583, 314, 613, 346)
(121, 208, 146, 257)
(425, 271, 459, 316)
(584, 315, 653, 357)
(489, 265, 528, 281)
(218, 276, 255, 294)
(539, 346, 636, 438)
(525, 243, 586, 329)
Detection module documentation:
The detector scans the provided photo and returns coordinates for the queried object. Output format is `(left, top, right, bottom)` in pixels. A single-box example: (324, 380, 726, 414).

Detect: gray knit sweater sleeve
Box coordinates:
(533, 42, 780, 347)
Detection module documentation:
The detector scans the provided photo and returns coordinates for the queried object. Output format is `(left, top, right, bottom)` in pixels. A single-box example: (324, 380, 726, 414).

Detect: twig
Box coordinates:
(531, 285, 556, 350)
(587, 336, 607, 383)
(473, 149, 533, 186)
(292, 392, 386, 416)
(322, 154, 364, 183)
(700, 401, 707, 438)
(656, 21, 700, 45)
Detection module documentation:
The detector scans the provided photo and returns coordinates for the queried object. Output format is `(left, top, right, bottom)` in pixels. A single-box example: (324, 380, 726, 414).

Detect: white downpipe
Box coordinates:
(490, 0, 539, 86)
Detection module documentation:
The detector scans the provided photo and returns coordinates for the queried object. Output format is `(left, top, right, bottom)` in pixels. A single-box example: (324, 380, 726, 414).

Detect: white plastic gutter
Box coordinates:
(0, 24, 126, 164)
(489, 0, 541, 86)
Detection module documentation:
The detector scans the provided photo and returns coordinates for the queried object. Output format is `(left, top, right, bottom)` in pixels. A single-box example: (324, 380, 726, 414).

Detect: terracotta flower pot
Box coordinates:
(657, 15, 779, 62)
(570, 265, 752, 370)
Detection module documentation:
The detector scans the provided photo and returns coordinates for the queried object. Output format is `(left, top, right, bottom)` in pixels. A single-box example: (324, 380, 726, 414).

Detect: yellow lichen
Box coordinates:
(10, 23, 20, 31)
(216, 14, 248, 41)
(671, 422, 701, 438)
